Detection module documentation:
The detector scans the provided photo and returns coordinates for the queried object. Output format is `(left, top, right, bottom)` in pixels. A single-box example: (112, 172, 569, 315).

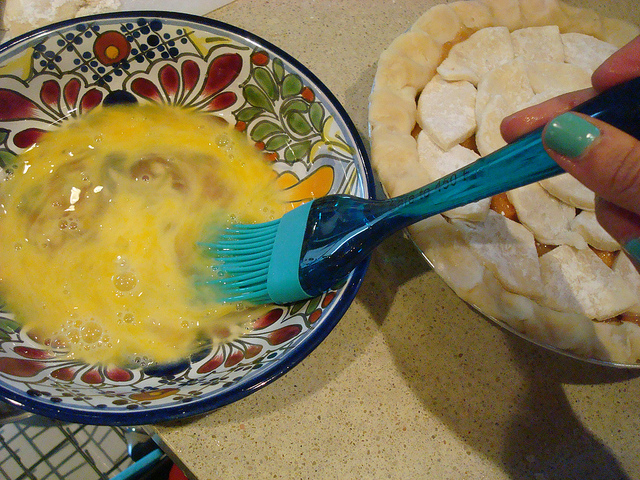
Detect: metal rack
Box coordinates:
(0, 414, 135, 480)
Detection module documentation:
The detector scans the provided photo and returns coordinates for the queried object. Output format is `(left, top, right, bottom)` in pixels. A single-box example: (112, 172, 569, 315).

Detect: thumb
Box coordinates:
(543, 112, 640, 218)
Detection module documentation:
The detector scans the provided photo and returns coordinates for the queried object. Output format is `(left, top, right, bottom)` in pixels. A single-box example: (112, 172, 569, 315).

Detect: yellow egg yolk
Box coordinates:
(0, 104, 289, 366)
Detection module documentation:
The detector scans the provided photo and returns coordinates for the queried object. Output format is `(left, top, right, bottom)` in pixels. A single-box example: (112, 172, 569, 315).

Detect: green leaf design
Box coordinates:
(0, 150, 16, 170)
(305, 296, 321, 314)
(288, 305, 302, 315)
(309, 102, 325, 132)
(0, 317, 21, 333)
(0, 129, 8, 145)
(236, 106, 263, 122)
(0, 317, 21, 340)
(273, 58, 285, 83)
(281, 74, 303, 98)
(265, 134, 289, 151)
(286, 111, 313, 136)
(243, 84, 274, 113)
(204, 36, 232, 44)
(251, 120, 283, 142)
(280, 99, 308, 117)
(284, 140, 311, 163)
(254, 67, 278, 101)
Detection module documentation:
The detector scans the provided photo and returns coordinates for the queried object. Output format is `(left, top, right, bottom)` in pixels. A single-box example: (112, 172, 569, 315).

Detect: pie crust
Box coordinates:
(369, 0, 640, 365)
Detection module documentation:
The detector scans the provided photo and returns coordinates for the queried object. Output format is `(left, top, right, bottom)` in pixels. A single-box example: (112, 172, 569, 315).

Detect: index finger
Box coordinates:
(501, 35, 640, 143)
(500, 88, 596, 143)
(592, 35, 640, 90)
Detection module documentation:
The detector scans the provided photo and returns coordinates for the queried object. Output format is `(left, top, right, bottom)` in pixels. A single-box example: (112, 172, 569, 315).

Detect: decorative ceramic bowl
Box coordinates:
(0, 12, 373, 425)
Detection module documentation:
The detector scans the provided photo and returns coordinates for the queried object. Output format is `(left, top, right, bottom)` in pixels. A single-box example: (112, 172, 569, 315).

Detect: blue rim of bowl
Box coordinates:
(0, 10, 375, 425)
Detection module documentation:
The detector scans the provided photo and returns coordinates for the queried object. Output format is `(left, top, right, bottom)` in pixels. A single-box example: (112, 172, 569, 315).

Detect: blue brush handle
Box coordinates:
(298, 77, 640, 296)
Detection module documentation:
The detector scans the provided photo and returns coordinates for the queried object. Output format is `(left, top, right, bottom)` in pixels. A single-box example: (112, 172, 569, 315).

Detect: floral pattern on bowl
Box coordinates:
(0, 12, 372, 425)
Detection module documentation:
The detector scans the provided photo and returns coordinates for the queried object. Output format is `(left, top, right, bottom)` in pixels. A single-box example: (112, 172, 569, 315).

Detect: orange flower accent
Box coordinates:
(93, 31, 131, 65)
(277, 165, 334, 207)
(301, 87, 314, 102)
(250, 51, 269, 66)
(130, 388, 180, 401)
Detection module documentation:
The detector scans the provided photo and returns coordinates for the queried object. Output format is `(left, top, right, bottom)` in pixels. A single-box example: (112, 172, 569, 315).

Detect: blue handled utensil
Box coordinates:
(202, 77, 640, 305)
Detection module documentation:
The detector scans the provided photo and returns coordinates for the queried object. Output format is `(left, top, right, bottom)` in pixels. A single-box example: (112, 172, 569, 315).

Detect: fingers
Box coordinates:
(596, 197, 640, 268)
(498, 36, 640, 265)
(542, 112, 640, 217)
(500, 88, 596, 143)
(592, 36, 640, 91)
(501, 35, 640, 143)
(595, 197, 640, 244)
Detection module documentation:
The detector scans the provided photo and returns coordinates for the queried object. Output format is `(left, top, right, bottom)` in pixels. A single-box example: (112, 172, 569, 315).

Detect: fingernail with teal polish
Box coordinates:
(544, 112, 600, 159)
(623, 238, 640, 267)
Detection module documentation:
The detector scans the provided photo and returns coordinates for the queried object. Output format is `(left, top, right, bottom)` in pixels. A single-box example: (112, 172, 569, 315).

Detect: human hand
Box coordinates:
(501, 35, 640, 265)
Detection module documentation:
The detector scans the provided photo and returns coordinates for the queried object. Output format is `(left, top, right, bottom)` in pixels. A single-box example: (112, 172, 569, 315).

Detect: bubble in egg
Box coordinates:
(113, 272, 137, 292)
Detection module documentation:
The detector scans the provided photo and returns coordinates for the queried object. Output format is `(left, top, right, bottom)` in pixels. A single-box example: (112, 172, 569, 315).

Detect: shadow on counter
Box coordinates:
(364, 231, 639, 480)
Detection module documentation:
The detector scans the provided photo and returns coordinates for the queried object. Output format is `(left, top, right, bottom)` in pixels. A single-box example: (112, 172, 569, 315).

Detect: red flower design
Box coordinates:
(268, 325, 303, 345)
(129, 53, 243, 112)
(0, 357, 46, 377)
(196, 353, 225, 374)
(0, 77, 104, 152)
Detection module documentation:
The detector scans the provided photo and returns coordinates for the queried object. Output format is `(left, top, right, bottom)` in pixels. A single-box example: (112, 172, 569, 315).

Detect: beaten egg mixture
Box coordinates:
(0, 104, 289, 365)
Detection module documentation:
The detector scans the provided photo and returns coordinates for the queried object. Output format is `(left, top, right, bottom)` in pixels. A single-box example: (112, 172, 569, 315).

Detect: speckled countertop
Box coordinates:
(150, 1, 640, 479)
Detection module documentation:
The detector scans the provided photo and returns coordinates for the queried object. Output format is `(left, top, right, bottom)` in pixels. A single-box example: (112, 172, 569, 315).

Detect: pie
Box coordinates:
(369, 0, 640, 365)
